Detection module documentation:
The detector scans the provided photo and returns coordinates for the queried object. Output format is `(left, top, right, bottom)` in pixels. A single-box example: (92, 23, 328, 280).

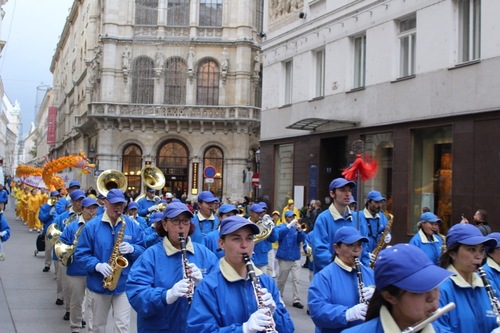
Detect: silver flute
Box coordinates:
(401, 302, 456, 333)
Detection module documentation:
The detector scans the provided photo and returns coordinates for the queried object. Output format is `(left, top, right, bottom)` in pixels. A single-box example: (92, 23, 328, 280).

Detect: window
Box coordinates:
(458, 0, 481, 63)
(135, 0, 158, 25)
(315, 49, 325, 98)
(199, 0, 222, 27)
(255, 0, 264, 34)
(132, 57, 155, 104)
(255, 71, 262, 108)
(399, 16, 416, 77)
(167, 0, 190, 26)
(157, 140, 189, 196)
(197, 60, 220, 105)
(203, 146, 224, 197)
(164, 57, 187, 105)
(353, 35, 366, 89)
(284, 60, 293, 105)
(122, 144, 143, 193)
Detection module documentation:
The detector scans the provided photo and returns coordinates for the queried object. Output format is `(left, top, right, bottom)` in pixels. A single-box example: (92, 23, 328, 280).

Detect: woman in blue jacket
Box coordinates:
(342, 244, 453, 333)
(435, 224, 500, 333)
(409, 212, 444, 265)
(126, 201, 219, 333)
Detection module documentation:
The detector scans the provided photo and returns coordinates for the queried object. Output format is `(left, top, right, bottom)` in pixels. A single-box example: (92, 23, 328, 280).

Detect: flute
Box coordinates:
(401, 302, 456, 333)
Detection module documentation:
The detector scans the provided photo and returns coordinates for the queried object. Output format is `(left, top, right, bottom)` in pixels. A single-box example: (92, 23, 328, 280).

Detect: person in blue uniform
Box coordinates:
(143, 211, 164, 248)
(248, 203, 278, 274)
(308, 226, 374, 333)
(203, 203, 239, 259)
(311, 178, 369, 273)
(342, 243, 453, 333)
(483, 232, 500, 294)
(126, 201, 219, 333)
(137, 188, 157, 217)
(435, 223, 499, 333)
(357, 190, 391, 255)
(0, 208, 11, 260)
(75, 189, 146, 333)
(190, 191, 220, 244)
(187, 215, 295, 333)
(409, 212, 445, 265)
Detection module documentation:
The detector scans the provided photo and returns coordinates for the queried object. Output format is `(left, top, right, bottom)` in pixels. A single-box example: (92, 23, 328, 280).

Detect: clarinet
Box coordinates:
(477, 267, 500, 325)
(354, 258, 368, 304)
(243, 254, 277, 333)
(401, 302, 456, 333)
(179, 233, 194, 305)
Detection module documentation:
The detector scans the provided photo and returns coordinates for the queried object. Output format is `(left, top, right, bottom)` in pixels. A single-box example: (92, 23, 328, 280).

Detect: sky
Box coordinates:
(0, 0, 74, 136)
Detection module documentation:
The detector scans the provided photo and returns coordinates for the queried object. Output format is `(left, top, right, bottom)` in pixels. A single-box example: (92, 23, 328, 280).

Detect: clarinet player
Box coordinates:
(187, 215, 295, 332)
(126, 201, 219, 333)
(75, 189, 145, 333)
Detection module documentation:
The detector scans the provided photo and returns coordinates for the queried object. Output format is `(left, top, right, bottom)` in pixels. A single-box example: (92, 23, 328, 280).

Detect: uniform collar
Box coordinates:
(329, 204, 353, 221)
(163, 234, 195, 256)
(196, 210, 215, 221)
(363, 208, 380, 219)
(418, 229, 440, 244)
(487, 257, 500, 272)
(380, 305, 436, 333)
(334, 255, 354, 272)
(220, 257, 263, 282)
(447, 264, 484, 288)
(101, 211, 124, 226)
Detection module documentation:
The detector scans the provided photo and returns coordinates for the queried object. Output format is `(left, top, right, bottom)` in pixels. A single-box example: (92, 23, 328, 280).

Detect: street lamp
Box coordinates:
(255, 148, 260, 173)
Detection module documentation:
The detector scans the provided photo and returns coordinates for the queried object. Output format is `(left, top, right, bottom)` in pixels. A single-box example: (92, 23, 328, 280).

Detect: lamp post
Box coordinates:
(246, 157, 253, 198)
(254, 148, 260, 198)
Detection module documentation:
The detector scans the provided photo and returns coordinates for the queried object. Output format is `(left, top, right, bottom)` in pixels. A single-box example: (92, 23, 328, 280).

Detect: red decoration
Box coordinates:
(342, 154, 378, 182)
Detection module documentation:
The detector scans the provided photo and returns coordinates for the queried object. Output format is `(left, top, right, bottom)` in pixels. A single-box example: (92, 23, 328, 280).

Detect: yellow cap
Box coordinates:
(288, 199, 294, 204)
(271, 210, 280, 216)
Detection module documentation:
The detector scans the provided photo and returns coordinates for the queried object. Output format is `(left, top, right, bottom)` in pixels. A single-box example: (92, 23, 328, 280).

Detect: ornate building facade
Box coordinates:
(49, 0, 264, 200)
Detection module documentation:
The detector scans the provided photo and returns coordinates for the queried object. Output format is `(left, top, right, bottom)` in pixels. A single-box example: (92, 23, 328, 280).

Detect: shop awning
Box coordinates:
(286, 118, 359, 131)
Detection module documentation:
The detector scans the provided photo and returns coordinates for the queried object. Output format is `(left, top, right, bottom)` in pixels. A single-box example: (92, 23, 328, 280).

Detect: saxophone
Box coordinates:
(354, 258, 369, 305)
(370, 212, 394, 268)
(477, 267, 500, 325)
(179, 233, 194, 305)
(243, 254, 277, 333)
(103, 220, 129, 291)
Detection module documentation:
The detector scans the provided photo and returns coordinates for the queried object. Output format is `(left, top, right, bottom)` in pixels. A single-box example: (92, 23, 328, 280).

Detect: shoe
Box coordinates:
(82, 319, 86, 327)
(43, 266, 50, 272)
(55, 298, 64, 305)
(37, 229, 41, 233)
(63, 312, 70, 320)
(29, 228, 33, 232)
(292, 302, 304, 309)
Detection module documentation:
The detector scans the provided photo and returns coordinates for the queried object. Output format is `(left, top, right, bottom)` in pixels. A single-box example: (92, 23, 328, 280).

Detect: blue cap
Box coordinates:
(218, 204, 238, 216)
(250, 204, 264, 213)
(69, 180, 81, 188)
(329, 178, 356, 191)
(106, 189, 127, 204)
(50, 190, 59, 197)
(163, 201, 194, 219)
(285, 210, 296, 218)
(488, 233, 500, 249)
(197, 191, 217, 203)
(420, 212, 441, 223)
(375, 244, 453, 293)
(97, 193, 106, 199)
(220, 216, 260, 236)
(70, 189, 86, 201)
(366, 190, 386, 202)
(446, 224, 497, 249)
(82, 197, 98, 208)
(150, 212, 165, 223)
(128, 202, 139, 210)
(333, 226, 368, 244)
(258, 202, 268, 209)
(147, 188, 155, 193)
(349, 195, 356, 204)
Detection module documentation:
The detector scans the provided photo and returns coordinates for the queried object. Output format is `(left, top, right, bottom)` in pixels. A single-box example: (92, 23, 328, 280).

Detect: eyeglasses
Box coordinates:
(169, 218, 191, 225)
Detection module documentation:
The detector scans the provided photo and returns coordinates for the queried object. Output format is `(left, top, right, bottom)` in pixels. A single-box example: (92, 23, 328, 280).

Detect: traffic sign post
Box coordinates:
(251, 172, 260, 187)
(203, 166, 216, 191)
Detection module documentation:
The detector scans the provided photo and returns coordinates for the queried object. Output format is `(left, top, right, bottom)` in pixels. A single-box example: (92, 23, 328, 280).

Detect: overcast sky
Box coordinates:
(1, 0, 74, 136)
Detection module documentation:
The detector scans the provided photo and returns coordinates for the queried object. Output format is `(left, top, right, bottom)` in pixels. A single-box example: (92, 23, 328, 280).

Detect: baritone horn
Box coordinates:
(96, 169, 128, 197)
(255, 214, 275, 243)
(134, 165, 166, 202)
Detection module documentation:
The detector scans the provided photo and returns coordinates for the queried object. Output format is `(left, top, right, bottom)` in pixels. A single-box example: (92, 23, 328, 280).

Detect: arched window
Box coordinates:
(167, 0, 190, 26)
(157, 140, 189, 199)
(122, 144, 143, 194)
(203, 146, 224, 198)
(132, 56, 155, 104)
(164, 57, 187, 104)
(135, 0, 159, 25)
(199, 0, 222, 27)
(196, 60, 219, 105)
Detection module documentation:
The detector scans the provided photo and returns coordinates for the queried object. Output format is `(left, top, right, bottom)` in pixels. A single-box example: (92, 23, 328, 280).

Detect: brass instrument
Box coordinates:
(237, 206, 246, 216)
(300, 222, 308, 232)
(47, 196, 58, 206)
(96, 169, 128, 197)
(134, 165, 165, 202)
(354, 258, 369, 305)
(478, 267, 500, 325)
(401, 302, 456, 333)
(54, 223, 85, 266)
(179, 233, 194, 305)
(103, 220, 129, 291)
(243, 254, 278, 333)
(370, 212, 394, 268)
(47, 223, 62, 246)
(254, 214, 275, 243)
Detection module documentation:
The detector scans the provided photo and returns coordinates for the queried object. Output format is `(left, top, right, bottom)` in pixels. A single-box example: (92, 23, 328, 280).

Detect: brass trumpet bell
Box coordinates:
(254, 214, 275, 243)
(47, 223, 62, 246)
(96, 169, 128, 197)
(54, 241, 75, 266)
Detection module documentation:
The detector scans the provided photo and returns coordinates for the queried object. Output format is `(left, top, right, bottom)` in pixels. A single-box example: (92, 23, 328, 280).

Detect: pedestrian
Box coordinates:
(126, 201, 219, 333)
(187, 215, 295, 332)
(409, 212, 444, 265)
(0, 183, 8, 210)
(308, 226, 374, 333)
(461, 209, 491, 236)
(75, 189, 146, 333)
(342, 243, 453, 332)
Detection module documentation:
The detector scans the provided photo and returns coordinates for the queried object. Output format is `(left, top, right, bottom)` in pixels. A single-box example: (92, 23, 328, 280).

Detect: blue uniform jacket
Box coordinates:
(75, 213, 145, 295)
(308, 257, 374, 333)
(38, 203, 57, 232)
(252, 226, 278, 266)
(126, 237, 218, 333)
(483, 257, 500, 296)
(59, 218, 87, 276)
(144, 225, 161, 248)
(138, 197, 155, 217)
(190, 212, 220, 244)
(435, 265, 497, 333)
(409, 229, 444, 265)
(276, 224, 305, 261)
(204, 229, 224, 259)
(187, 259, 295, 332)
(0, 213, 11, 242)
(312, 206, 368, 273)
(0, 189, 8, 203)
(357, 209, 388, 253)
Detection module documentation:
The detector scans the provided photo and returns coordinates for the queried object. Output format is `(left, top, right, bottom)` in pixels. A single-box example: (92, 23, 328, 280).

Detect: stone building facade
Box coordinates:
(49, 0, 264, 200)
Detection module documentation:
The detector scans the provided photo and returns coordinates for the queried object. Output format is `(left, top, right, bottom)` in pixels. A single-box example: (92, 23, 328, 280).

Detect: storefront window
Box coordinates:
(411, 126, 452, 234)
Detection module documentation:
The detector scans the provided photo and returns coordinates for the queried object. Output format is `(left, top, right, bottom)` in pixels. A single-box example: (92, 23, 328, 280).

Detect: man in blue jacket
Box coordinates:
(75, 189, 145, 333)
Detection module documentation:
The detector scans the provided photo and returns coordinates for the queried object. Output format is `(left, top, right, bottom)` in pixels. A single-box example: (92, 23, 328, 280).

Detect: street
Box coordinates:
(0, 201, 315, 332)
